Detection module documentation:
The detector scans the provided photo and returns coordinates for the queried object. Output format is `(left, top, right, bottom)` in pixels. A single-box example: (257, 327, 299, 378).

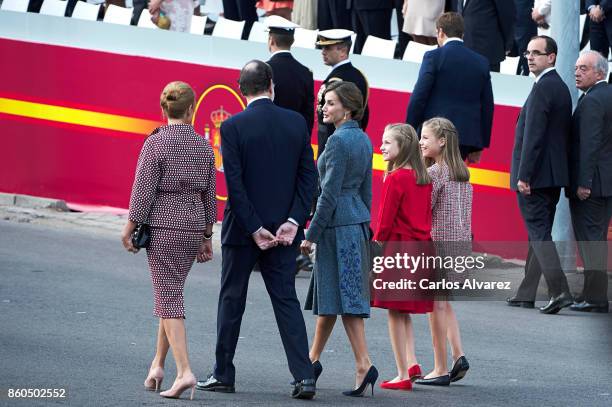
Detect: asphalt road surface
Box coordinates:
(1, 220, 611, 406)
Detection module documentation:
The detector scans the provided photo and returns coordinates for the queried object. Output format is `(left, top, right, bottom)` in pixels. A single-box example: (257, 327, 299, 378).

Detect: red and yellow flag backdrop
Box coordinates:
(0, 38, 524, 241)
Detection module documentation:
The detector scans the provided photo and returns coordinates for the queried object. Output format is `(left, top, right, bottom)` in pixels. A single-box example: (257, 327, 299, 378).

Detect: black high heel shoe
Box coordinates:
(343, 365, 378, 397)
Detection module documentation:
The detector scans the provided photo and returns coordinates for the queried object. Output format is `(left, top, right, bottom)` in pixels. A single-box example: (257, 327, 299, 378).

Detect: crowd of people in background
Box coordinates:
(17, 0, 612, 76)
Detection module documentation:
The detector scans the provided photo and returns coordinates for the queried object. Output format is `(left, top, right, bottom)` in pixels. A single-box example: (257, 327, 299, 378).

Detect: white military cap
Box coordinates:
(265, 15, 299, 33)
(315, 29, 355, 46)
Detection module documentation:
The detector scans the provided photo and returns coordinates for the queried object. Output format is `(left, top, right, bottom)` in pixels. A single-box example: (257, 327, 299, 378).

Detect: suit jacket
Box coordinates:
(569, 82, 612, 198)
(510, 70, 572, 190)
(306, 120, 373, 243)
(128, 124, 217, 230)
(220, 98, 317, 245)
(267, 52, 315, 135)
(459, 0, 516, 65)
(351, 0, 393, 10)
(405, 40, 494, 150)
(317, 61, 370, 157)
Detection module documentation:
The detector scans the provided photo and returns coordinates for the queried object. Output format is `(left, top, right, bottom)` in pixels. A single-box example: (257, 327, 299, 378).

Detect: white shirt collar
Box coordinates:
(330, 59, 351, 72)
(534, 67, 555, 83)
(443, 37, 463, 45)
(271, 50, 291, 57)
(247, 95, 270, 106)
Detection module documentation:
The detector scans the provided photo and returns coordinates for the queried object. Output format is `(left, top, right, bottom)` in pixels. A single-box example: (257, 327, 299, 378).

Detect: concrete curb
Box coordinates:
(0, 193, 70, 211)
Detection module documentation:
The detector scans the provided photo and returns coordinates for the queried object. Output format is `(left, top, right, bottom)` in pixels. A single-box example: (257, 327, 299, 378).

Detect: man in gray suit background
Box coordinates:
(568, 50, 612, 313)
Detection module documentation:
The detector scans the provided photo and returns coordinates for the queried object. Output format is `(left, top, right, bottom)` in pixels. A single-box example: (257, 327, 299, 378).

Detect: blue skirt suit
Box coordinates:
(304, 120, 373, 317)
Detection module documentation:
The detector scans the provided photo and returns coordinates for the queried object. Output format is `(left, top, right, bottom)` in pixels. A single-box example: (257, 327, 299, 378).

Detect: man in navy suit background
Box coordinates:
(196, 60, 318, 398)
(457, 0, 516, 72)
(406, 12, 494, 163)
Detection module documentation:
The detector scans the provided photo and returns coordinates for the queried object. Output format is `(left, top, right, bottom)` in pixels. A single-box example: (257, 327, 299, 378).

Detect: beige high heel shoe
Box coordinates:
(159, 374, 197, 400)
(144, 367, 164, 392)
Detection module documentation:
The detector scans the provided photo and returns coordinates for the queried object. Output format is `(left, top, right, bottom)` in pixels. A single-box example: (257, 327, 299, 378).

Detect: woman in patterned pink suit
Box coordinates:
(121, 81, 216, 400)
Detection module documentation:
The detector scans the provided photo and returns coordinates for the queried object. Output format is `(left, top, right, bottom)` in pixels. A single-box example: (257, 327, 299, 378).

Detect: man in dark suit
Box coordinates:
(265, 16, 315, 135)
(317, 0, 352, 31)
(196, 61, 318, 397)
(507, 36, 574, 314)
(568, 51, 612, 313)
(586, 0, 612, 59)
(265, 16, 315, 272)
(316, 29, 370, 157)
(458, 0, 516, 72)
(406, 12, 494, 163)
(350, 0, 394, 54)
(222, 0, 258, 40)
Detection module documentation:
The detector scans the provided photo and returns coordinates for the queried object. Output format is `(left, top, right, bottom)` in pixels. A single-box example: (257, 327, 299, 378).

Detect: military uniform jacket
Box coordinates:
(317, 61, 370, 157)
(267, 51, 315, 135)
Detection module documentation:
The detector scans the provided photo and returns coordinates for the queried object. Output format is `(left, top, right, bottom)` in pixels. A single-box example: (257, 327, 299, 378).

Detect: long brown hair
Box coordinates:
(422, 117, 470, 182)
(384, 123, 431, 185)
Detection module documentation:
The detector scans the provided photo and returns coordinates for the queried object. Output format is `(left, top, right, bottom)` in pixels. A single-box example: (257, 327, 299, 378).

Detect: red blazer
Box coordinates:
(374, 168, 432, 242)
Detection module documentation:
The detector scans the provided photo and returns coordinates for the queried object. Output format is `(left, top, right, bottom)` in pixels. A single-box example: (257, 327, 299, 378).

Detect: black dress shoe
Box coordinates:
(506, 297, 535, 308)
(415, 374, 450, 386)
(292, 379, 316, 399)
(290, 360, 323, 386)
(449, 356, 469, 383)
(196, 374, 235, 393)
(539, 292, 574, 314)
(569, 301, 609, 313)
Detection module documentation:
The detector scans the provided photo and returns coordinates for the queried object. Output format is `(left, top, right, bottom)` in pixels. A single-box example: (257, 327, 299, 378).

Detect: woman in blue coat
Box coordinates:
(300, 80, 378, 396)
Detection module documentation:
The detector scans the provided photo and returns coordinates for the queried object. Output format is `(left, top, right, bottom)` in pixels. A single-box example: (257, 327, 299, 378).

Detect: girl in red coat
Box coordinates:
(371, 123, 433, 391)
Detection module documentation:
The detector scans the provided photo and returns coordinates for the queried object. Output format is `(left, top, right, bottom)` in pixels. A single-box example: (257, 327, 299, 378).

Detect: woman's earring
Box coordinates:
(343, 112, 348, 120)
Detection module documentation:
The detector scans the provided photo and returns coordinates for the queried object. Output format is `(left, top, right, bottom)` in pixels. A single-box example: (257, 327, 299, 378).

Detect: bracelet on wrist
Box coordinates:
(203, 232, 213, 240)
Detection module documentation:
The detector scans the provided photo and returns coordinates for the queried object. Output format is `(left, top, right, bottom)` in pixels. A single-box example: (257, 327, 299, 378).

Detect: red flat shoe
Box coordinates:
(408, 364, 422, 382)
(380, 379, 413, 391)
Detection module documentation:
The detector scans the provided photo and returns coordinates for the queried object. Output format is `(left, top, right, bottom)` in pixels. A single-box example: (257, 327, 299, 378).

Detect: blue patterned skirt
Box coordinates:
(304, 222, 370, 317)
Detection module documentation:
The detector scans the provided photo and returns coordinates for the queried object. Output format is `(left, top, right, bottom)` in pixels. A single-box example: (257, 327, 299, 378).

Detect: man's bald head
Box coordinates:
(239, 60, 273, 97)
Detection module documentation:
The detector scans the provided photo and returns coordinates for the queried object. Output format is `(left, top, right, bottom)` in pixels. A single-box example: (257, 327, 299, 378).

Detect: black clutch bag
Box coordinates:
(131, 223, 151, 249)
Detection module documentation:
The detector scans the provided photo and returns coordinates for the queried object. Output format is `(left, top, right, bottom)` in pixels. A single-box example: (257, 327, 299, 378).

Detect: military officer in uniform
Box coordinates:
(316, 29, 370, 158)
(265, 16, 315, 135)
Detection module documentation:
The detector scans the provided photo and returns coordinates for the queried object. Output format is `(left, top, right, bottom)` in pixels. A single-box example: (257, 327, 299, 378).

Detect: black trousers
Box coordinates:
(317, 0, 352, 30)
(515, 188, 570, 300)
(222, 0, 258, 40)
(589, 19, 612, 59)
(569, 197, 612, 302)
(213, 243, 313, 384)
(393, 0, 410, 59)
(352, 7, 392, 54)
